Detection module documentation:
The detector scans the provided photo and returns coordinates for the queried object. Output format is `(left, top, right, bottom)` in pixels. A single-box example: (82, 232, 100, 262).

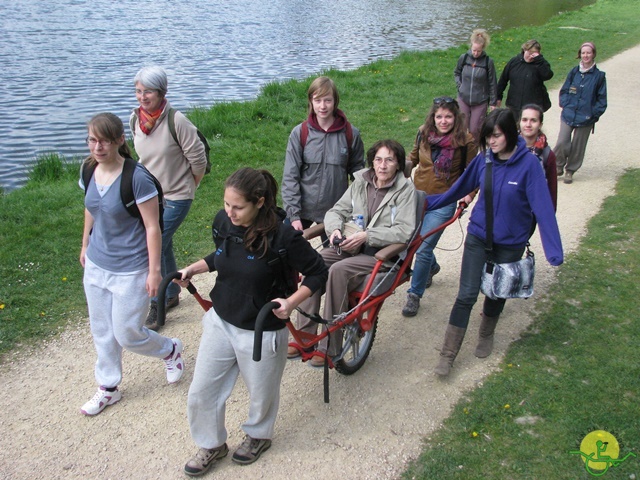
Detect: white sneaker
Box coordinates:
(81, 387, 121, 416)
(164, 338, 184, 383)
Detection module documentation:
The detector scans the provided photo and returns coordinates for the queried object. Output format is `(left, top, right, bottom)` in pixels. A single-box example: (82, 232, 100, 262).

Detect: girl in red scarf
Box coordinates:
(519, 104, 557, 211)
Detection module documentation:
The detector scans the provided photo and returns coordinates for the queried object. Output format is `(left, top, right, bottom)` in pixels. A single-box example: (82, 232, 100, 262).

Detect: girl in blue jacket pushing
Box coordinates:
(426, 108, 563, 376)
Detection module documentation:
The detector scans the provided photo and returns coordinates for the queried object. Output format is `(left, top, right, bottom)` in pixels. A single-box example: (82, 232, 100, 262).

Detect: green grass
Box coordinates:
(403, 169, 640, 479)
(1, 0, 639, 360)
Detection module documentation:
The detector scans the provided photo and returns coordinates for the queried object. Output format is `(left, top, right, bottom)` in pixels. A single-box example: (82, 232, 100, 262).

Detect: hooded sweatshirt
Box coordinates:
(427, 137, 563, 266)
(282, 109, 364, 223)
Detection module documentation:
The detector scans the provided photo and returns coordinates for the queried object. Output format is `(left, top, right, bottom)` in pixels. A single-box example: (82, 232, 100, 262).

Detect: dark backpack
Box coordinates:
(462, 53, 488, 71)
(130, 108, 211, 174)
(81, 157, 165, 231)
(211, 210, 299, 298)
(300, 120, 354, 158)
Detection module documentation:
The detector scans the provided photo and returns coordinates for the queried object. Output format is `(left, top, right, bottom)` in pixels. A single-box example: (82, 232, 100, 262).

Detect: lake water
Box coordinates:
(0, 0, 592, 191)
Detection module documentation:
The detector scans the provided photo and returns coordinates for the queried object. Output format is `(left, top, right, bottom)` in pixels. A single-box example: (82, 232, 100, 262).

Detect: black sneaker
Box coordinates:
(145, 302, 158, 331)
(425, 263, 441, 289)
(231, 435, 272, 465)
(184, 444, 229, 477)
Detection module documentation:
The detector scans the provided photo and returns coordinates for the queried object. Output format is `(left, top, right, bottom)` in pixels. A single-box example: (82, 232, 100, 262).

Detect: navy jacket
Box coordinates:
(559, 65, 607, 128)
(427, 137, 563, 266)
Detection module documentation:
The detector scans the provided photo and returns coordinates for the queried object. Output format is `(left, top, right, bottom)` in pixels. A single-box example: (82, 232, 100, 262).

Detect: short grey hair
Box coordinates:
(134, 66, 168, 97)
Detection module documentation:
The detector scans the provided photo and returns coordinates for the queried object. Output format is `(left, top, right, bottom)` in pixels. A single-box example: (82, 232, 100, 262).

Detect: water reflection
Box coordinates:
(0, 0, 592, 191)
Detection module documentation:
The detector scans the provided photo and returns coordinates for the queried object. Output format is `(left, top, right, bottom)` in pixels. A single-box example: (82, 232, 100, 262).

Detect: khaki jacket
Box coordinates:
(324, 168, 417, 249)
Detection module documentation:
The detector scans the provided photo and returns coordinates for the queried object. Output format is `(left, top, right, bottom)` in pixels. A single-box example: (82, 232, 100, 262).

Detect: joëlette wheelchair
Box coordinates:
(156, 192, 467, 384)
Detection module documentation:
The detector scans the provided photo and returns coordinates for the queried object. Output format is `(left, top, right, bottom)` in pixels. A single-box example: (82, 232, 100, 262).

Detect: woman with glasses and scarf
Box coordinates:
(401, 97, 476, 317)
(130, 66, 208, 330)
(426, 109, 562, 376)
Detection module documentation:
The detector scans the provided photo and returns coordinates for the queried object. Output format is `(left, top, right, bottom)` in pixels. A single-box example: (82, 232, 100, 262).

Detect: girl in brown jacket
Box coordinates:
(402, 97, 476, 317)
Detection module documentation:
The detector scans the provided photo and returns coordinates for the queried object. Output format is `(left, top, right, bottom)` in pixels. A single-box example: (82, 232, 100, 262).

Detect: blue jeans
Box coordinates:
(152, 198, 192, 302)
(407, 202, 456, 297)
(449, 234, 524, 329)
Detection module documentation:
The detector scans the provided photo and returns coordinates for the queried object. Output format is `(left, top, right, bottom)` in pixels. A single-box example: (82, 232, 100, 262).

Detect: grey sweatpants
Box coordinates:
(554, 120, 592, 174)
(83, 258, 174, 388)
(187, 307, 288, 449)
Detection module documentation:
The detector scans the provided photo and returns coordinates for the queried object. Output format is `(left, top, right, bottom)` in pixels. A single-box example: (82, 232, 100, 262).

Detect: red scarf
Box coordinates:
(528, 133, 548, 158)
(138, 99, 167, 135)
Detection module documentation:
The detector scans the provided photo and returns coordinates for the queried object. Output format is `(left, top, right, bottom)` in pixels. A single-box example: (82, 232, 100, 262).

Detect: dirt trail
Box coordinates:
(1, 46, 638, 480)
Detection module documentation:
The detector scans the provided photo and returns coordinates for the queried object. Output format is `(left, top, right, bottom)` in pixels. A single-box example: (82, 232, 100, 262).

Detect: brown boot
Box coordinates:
(434, 325, 467, 377)
(474, 313, 500, 358)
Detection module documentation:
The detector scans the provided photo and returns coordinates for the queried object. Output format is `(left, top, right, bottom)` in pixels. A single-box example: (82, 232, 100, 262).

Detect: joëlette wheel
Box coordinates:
(334, 318, 377, 375)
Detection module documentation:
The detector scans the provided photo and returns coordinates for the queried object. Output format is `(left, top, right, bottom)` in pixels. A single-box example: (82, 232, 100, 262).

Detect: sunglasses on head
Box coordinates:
(433, 96, 458, 107)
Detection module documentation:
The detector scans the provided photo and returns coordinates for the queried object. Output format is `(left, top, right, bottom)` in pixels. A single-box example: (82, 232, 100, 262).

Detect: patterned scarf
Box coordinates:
(138, 99, 167, 135)
(527, 133, 548, 158)
(427, 132, 455, 181)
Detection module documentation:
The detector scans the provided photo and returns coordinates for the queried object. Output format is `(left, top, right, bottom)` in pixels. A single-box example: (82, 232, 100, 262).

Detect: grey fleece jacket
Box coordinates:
(454, 51, 498, 107)
(282, 121, 364, 224)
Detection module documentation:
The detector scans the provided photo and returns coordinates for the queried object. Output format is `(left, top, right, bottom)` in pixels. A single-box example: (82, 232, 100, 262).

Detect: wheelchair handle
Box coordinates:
(157, 272, 183, 327)
(253, 301, 282, 362)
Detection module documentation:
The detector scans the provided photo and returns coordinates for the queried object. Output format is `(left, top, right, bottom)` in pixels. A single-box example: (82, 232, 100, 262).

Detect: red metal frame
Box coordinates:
(159, 202, 467, 366)
(287, 202, 467, 366)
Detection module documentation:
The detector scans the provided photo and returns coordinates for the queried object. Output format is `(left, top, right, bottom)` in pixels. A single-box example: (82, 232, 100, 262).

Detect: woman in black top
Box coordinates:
(176, 168, 328, 476)
(497, 39, 554, 120)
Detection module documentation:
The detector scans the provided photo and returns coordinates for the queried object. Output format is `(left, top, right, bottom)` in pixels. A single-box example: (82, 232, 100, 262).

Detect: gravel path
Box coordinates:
(1, 46, 638, 480)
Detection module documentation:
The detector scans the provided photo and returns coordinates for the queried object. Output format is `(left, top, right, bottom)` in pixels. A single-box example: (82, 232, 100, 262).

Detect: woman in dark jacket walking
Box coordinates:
(554, 42, 607, 184)
(497, 39, 554, 120)
(454, 29, 498, 141)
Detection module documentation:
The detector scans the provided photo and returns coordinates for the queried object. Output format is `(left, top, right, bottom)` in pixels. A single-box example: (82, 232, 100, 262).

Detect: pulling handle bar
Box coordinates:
(253, 301, 282, 362)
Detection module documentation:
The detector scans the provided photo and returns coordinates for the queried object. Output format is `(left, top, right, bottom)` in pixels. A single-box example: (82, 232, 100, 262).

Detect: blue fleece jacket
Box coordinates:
(427, 137, 563, 266)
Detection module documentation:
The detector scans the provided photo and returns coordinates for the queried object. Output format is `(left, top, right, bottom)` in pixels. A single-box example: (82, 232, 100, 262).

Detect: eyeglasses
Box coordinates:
(373, 156, 397, 165)
(433, 96, 458, 107)
(135, 89, 157, 96)
(86, 137, 113, 147)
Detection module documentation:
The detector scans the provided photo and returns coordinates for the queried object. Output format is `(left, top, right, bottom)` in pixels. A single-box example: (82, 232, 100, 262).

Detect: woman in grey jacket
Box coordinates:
(282, 76, 364, 235)
(454, 29, 498, 141)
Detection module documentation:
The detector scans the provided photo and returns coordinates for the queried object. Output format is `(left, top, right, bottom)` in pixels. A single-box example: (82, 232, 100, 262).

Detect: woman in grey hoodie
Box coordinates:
(454, 29, 498, 142)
